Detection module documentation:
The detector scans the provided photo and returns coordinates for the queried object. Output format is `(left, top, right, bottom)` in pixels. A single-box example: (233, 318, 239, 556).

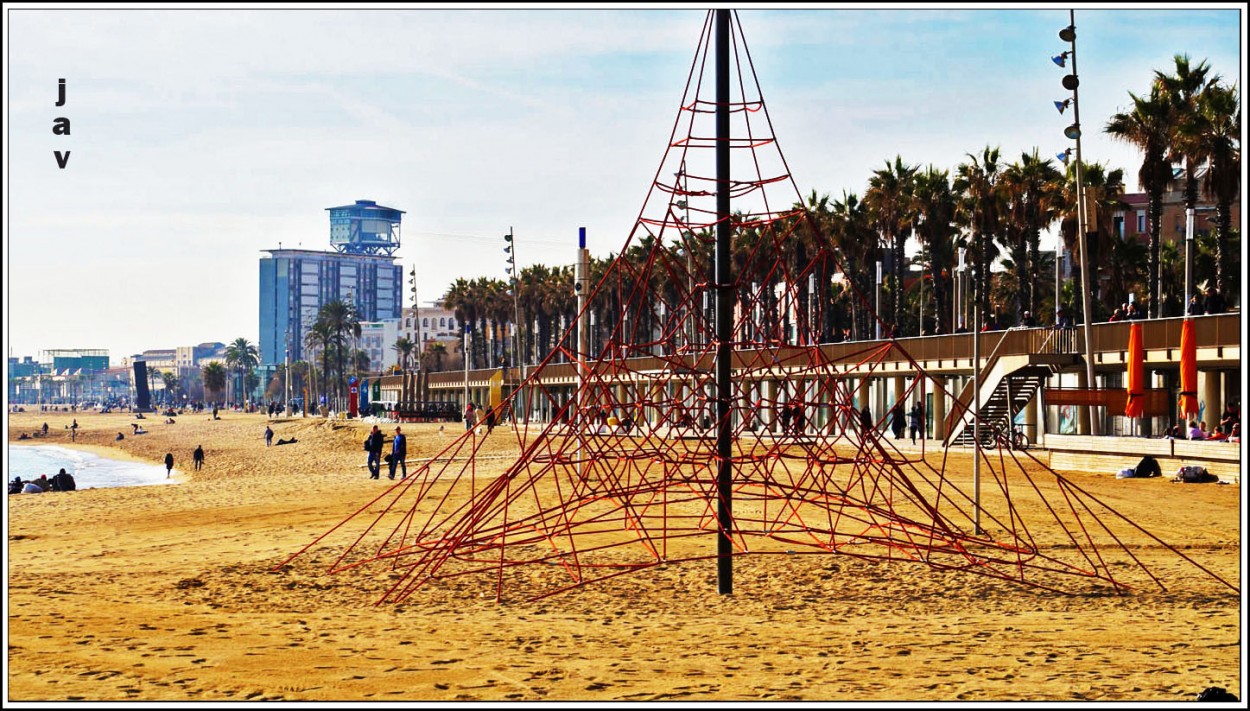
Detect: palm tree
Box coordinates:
(313, 300, 358, 404)
(911, 166, 959, 334)
(392, 336, 415, 370)
(1001, 150, 1064, 319)
(1105, 84, 1175, 317)
(828, 190, 878, 340)
(444, 278, 479, 368)
(1057, 161, 1127, 319)
(864, 156, 917, 332)
(201, 362, 227, 405)
(953, 146, 1005, 321)
(1156, 55, 1218, 215)
(425, 342, 448, 372)
(224, 337, 259, 407)
(304, 321, 333, 408)
(161, 371, 179, 405)
(1195, 81, 1240, 297)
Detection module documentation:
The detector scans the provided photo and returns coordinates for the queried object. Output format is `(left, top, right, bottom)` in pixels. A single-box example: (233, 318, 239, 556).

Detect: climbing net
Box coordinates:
(279, 11, 1237, 603)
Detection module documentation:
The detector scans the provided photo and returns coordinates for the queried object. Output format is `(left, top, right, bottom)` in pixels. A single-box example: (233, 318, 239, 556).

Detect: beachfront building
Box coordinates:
(8, 349, 114, 406)
(359, 318, 404, 373)
(400, 300, 463, 370)
(257, 200, 406, 371)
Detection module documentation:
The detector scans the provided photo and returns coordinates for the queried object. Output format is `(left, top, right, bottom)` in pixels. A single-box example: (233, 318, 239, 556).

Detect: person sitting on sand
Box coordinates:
(9, 477, 24, 495)
(164, 417, 176, 425)
(275, 437, 298, 446)
(50, 468, 76, 492)
(18, 433, 30, 441)
(115, 432, 125, 441)
(135, 413, 145, 420)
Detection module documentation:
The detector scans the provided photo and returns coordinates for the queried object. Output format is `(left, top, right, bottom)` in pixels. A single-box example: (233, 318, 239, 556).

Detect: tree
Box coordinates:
(304, 321, 333, 408)
(864, 156, 917, 332)
(953, 146, 1005, 322)
(911, 166, 959, 334)
(161, 371, 179, 404)
(312, 300, 358, 404)
(224, 337, 259, 407)
(1056, 161, 1126, 319)
(1195, 81, 1241, 298)
(1001, 150, 1064, 319)
(202, 362, 227, 404)
(1105, 84, 1175, 317)
(392, 336, 415, 370)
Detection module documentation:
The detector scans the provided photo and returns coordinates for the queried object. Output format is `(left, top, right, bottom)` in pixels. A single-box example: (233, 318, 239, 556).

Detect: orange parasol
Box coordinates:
(1125, 322, 1145, 419)
(1178, 318, 1198, 418)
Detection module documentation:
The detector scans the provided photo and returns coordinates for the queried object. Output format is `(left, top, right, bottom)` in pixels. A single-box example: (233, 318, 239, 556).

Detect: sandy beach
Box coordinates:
(5, 408, 1242, 703)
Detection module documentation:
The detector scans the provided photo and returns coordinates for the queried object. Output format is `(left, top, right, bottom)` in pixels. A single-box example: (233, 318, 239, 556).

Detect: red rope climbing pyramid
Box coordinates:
(279, 10, 1237, 603)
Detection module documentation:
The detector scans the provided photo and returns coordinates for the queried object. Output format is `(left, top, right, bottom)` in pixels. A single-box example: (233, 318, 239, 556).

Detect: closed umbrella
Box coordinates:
(1125, 322, 1145, 419)
(1178, 319, 1198, 419)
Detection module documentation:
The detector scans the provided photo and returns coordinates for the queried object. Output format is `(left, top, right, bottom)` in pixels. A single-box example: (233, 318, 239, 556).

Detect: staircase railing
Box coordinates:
(944, 328, 1015, 444)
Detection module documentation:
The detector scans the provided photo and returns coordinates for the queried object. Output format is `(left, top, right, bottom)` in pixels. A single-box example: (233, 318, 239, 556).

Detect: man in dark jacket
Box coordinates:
(365, 425, 385, 479)
(50, 468, 76, 491)
(388, 426, 407, 480)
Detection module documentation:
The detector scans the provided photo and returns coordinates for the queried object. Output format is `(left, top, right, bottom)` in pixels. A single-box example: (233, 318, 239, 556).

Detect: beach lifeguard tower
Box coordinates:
(326, 199, 404, 256)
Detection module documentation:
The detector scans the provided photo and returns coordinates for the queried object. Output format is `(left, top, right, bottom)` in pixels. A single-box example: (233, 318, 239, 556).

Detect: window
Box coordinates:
(1113, 216, 1124, 240)
(449, 318, 456, 330)
(423, 318, 429, 328)
(1137, 212, 1146, 234)
(406, 318, 411, 328)
(440, 317, 447, 328)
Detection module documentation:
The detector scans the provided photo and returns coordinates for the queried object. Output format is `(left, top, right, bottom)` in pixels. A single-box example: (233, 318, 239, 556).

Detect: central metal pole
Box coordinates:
(714, 8, 735, 595)
(972, 300, 982, 535)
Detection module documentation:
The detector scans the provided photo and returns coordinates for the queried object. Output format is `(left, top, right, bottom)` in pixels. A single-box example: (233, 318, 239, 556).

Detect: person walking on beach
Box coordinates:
(388, 426, 407, 480)
(164, 452, 175, 479)
(908, 403, 923, 445)
(859, 406, 874, 437)
(365, 425, 385, 479)
(193, 445, 205, 471)
(464, 403, 476, 432)
(264, 425, 274, 447)
(891, 403, 906, 440)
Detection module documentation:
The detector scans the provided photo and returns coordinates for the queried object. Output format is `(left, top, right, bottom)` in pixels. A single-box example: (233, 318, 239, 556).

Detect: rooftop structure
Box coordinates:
(326, 199, 404, 256)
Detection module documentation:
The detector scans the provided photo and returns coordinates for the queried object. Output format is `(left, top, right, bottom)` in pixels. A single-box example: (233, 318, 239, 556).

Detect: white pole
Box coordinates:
(1185, 204, 1194, 313)
(973, 300, 982, 535)
(875, 261, 883, 340)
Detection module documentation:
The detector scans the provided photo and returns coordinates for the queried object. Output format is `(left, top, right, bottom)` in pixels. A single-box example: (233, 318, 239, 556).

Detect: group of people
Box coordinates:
(1163, 403, 1240, 442)
(9, 469, 77, 494)
(463, 402, 499, 434)
(889, 403, 926, 444)
(364, 425, 408, 480)
(1106, 301, 1144, 322)
(1186, 286, 1228, 317)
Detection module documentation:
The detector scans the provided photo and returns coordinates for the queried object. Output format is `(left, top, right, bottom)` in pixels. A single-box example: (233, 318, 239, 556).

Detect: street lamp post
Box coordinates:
(1056, 10, 1099, 435)
(410, 267, 421, 403)
(504, 228, 526, 425)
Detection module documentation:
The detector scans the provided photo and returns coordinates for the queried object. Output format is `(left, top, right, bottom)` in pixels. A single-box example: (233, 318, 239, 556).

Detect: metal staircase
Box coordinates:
(945, 328, 1083, 448)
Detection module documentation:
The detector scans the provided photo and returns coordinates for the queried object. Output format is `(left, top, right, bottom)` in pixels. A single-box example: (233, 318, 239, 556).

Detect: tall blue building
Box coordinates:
(259, 200, 405, 367)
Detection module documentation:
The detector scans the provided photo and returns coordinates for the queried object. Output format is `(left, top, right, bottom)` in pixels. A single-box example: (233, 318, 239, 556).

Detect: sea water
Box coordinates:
(7, 444, 177, 489)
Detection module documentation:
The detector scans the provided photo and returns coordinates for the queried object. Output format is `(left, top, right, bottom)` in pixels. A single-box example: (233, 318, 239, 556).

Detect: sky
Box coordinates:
(3, 3, 1244, 364)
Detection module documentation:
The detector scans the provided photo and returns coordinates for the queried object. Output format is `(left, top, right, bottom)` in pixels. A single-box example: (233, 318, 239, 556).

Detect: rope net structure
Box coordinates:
(278, 11, 1237, 604)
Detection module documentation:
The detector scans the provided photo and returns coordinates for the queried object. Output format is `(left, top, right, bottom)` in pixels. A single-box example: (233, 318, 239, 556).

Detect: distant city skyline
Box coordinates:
(4, 4, 1244, 363)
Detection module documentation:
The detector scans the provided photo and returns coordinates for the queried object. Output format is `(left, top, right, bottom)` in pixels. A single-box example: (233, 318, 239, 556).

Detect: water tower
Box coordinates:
(326, 199, 404, 256)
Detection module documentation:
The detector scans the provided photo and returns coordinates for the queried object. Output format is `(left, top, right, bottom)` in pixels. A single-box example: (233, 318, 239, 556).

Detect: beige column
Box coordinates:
(1200, 369, 1222, 431)
(931, 374, 947, 440)
(763, 379, 778, 433)
(893, 375, 906, 410)
(1025, 386, 1041, 444)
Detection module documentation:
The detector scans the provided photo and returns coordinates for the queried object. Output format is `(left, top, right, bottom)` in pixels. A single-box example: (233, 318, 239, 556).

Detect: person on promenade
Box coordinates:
(779, 402, 792, 436)
(1125, 301, 1142, 320)
(908, 403, 923, 445)
(1186, 294, 1204, 317)
(388, 426, 407, 480)
(1229, 423, 1241, 444)
(891, 403, 906, 440)
(1219, 403, 1239, 436)
(1187, 421, 1205, 440)
(365, 425, 385, 479)
(193, 445, 205, 471)
(265, 425, 274, 447)
(164, 452, 174, 478)
(50, 468, 76, 492)
(1204, 287, 1226, 315)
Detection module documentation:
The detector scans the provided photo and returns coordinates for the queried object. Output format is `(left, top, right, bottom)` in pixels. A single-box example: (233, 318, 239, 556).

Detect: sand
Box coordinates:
(5, 409, 1243, 703)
